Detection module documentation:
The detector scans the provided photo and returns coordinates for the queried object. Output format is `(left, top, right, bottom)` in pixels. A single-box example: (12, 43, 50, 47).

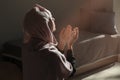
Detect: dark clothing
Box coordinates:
(22, 42, 76, 80)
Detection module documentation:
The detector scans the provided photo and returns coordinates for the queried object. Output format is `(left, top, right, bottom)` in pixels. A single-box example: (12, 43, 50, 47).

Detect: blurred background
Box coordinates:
(0, 0, 120, 49)
(0, 0, 120, 80)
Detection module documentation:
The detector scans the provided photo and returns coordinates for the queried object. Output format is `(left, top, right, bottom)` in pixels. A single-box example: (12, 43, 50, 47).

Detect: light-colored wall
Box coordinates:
(114, 0, 120, 33)
(0, 0, 119, 48)
(0, 0, 83, 47)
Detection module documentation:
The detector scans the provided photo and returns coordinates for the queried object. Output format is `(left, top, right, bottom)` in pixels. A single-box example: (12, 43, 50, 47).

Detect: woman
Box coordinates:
(22, 4, 79, 80)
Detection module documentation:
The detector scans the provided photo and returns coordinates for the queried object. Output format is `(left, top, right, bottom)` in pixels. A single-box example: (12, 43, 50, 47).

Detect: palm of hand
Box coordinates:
(59, 25, 79, 50)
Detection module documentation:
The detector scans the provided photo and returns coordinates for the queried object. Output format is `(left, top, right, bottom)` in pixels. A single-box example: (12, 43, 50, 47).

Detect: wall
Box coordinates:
(114, 0, 120, 33)
(0, 0, 119, 48)
(0, 0, 84, 48)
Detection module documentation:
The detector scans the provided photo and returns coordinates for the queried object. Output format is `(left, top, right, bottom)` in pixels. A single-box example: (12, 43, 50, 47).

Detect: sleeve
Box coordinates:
(66, 49, 76, 77)
(48, 47, 73, 79)
(53, 51, 73, 78)
(50, 47, 76, 78)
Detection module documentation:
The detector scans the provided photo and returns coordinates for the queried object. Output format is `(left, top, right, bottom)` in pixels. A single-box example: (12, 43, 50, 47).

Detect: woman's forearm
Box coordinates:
(57, 41, 66, 52)
(66, 49, 76, 77)
(57, 43, 76, 77)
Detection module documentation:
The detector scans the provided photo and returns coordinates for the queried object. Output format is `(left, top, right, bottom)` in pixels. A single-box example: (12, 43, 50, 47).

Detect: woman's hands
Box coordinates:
(58, 25, 72, 51)
(67, 26, 79, 49)
(58, 25, 79, 51)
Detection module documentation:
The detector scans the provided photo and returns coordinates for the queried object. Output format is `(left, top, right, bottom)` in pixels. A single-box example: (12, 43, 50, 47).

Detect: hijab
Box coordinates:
(23, 4, 57, 48)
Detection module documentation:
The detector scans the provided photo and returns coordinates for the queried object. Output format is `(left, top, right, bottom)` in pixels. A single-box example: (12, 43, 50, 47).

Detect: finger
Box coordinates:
(67, 25, 72, 28)
(74, 27, 78, 31)
(61, 27, 65, 33)
(73, 27, 77, 34)
(60, 27, 65, 35)
(66, 25, 72, 30)
(64, 25, 72, 36)
(59, 27, 65, 38)
(74, 27, 79, 34)
(75, 27, 79, 39)
(73, 27, 78, 38)
(76, 27, 79, 38)
(66, 25, 72, 32)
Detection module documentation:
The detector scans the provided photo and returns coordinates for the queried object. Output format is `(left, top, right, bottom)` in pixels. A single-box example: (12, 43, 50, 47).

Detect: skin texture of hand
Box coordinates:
(58, 25, 79, 51)
(67, 27, 79, 49)
(58, 25, 72, 51)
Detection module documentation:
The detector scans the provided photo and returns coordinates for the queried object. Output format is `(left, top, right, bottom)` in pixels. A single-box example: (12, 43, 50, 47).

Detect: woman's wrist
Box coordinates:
(67, 44, 73, 50)
(58, 41, 65, 51)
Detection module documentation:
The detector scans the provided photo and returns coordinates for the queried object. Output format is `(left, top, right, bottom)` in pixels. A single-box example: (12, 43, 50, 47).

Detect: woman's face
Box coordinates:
(35, 5, 56, 32)
(49, 17, 56, 32)
(44, 10, 56, 32)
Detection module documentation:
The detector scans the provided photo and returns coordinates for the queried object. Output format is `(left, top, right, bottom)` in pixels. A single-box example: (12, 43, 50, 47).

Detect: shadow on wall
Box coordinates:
(114, 0, 120, 33)
(0, 0, 84, 46)
(0, 0, 118, 47)
(0, 0, 119, 47)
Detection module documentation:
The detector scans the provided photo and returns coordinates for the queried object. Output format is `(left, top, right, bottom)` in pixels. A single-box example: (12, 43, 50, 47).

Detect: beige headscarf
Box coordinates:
(23, 4, 57, 46)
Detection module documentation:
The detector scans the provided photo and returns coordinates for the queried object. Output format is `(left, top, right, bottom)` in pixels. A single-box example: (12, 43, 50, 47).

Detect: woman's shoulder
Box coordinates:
(41, 44, 64, 57)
